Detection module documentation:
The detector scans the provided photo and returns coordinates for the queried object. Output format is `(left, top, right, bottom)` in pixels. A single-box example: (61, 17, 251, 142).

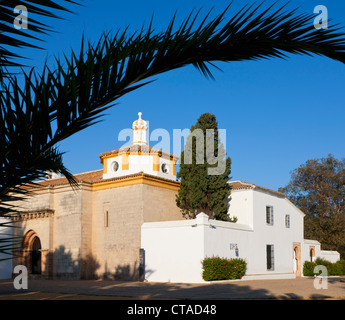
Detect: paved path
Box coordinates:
(0, 277, 344, 300)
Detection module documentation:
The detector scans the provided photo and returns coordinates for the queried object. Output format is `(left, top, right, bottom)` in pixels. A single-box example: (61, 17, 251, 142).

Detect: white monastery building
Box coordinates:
(143, 181, 340, 283)
(0, 113, 340, 281)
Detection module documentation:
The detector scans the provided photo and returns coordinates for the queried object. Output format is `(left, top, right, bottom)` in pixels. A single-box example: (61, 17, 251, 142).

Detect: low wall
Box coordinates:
(320, 250, 340, 263)
(141, 217, 205, 283)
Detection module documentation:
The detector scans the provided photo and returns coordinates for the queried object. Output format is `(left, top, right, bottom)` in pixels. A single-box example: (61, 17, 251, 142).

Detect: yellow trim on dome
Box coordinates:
(92, 173, 180, 191)
(153, 154, 159, 171)
(99, 147, 179, 163)
(172, 160, 176, 176)
(103, 158, 107, 174)
(122, 153, 129, 170)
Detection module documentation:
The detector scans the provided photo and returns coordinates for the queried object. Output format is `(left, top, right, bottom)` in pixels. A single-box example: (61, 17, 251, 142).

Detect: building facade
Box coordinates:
(11, 113, 181, 280)
(2, 112, 339, 282)
(141, 181, 340, 283)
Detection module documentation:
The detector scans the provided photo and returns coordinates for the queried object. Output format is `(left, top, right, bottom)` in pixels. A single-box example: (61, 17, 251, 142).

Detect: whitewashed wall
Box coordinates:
(141, 217, 205, 283)
(103, 155, 176, 181)
(141, 211, 300, 283)
(142, 188, 340, 283)
(302, 240, 340, 263)
(320, 250, 340, 263)
(0, 218, 13, 279)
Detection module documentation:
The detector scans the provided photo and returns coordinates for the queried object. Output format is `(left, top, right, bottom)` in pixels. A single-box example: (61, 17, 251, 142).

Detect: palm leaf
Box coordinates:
(2, 2, 345, 221)
(0, 0, 80, 82)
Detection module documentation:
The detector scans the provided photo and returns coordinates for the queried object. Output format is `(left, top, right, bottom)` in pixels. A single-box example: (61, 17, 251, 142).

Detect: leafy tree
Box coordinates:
(176, 113, 234, 221)
(279, 154, 345, 258)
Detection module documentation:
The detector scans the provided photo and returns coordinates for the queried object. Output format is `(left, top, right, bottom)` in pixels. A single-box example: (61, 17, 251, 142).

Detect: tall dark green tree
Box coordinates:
(176, 113, 235, 221)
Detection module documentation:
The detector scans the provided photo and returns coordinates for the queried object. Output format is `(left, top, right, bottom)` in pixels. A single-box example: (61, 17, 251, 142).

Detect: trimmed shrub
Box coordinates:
(303, 261, 317, 277)
(202, 256, 246, 281)
(333, 260, 345, 276)
(315, 258, 345, 276)
(303, 258, 345, 276)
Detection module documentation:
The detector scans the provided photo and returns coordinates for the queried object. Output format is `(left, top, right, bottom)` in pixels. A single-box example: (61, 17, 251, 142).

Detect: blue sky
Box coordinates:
(15, 0, 345, 191)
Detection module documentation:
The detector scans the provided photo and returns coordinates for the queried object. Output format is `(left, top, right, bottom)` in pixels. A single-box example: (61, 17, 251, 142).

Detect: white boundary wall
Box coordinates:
(142, 212, 340, 283)
(0, 217, 13, 279)
(142, 213, 298, 283)
(320, 250, 340, 263)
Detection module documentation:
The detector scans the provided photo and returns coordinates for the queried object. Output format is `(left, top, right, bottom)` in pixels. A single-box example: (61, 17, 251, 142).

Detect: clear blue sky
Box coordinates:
(15, 0, 345, 191)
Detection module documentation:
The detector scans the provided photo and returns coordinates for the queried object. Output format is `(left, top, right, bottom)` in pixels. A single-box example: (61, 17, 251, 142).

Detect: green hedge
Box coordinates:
(303, 258, 345, 276)
(202, 257, 247, 281)
(303, 261, 317, 277)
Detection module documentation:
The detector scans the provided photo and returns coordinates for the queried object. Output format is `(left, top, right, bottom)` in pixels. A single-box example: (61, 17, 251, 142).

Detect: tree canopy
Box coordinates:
(279, 154, 345, 258)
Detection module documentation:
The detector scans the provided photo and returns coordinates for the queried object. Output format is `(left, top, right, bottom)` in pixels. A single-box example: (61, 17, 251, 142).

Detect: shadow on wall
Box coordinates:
(103, 261, 155, 281)
(49, 246, 100, 280)
(43, 246, 154, 281)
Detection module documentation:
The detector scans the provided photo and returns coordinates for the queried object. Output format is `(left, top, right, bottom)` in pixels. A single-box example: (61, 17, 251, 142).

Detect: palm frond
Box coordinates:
(2, 2, 345, 216)
(0, 0, 80, 82)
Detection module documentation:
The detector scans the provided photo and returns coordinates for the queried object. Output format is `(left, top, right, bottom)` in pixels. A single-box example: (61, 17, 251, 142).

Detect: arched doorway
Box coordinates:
(22, 230, 42, 275)
(310, 247, 315, 262)
(292, 242, 301, 277)
(31, 237, 41, 274)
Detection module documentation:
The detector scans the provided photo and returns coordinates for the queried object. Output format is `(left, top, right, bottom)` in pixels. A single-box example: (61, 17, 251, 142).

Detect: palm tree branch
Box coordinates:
(2, 2, 345, 212)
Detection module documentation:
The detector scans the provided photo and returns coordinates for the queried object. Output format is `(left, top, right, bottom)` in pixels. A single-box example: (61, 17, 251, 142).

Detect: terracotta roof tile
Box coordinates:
(229, 180, 286, 197)
(99, 144, 179, 161)
(38, 169, 103, 186)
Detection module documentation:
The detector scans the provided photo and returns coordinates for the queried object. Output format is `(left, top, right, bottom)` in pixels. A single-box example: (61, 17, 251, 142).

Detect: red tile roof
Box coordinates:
(228, 180, 286, 197)
(99, 144, 179, 162)
(37, 170, 284, 199)
(37, 169, 103, 186)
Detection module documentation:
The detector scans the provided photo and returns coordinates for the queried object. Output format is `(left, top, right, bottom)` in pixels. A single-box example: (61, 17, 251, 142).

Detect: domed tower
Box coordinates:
(99, 112, 178, 181)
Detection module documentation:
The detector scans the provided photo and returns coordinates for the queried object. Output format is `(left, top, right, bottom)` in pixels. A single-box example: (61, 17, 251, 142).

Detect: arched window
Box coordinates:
(310, 247, 315, 262)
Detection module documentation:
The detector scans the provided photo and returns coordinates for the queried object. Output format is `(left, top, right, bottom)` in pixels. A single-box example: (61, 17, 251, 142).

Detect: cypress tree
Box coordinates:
(176, 113, 236, 222)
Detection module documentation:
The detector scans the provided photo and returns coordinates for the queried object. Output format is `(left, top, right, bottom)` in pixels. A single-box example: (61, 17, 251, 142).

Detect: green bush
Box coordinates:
(315, 258, 345, 276)
(303, 258, 345, 276)
(202, 256, 246, 281)
(333, 260, 345, 276)
(303, 261, 317, 277)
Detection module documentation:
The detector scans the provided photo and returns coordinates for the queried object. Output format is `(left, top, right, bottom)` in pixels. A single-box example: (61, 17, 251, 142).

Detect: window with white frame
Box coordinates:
(266, 206, 274, 225)
(285, 214, 290, 228)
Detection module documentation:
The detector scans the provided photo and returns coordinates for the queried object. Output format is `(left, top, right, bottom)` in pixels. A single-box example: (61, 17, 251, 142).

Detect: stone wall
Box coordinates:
(10, 176, 181, 280)
(91, 182, 181, 280)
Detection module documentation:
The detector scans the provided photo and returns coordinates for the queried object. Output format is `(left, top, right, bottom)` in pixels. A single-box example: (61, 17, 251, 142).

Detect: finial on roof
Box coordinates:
(132, 111, 148, 145)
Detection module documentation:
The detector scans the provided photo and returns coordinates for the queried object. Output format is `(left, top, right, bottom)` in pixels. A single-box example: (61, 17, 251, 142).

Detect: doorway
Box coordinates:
(31, 237, 42, 274)
(22, 230, 42, 275)
(293, 243, 301, 277)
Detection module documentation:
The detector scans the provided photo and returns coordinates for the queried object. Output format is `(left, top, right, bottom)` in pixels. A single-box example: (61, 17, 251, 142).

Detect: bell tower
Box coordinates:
(99, 112, 178, 181)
